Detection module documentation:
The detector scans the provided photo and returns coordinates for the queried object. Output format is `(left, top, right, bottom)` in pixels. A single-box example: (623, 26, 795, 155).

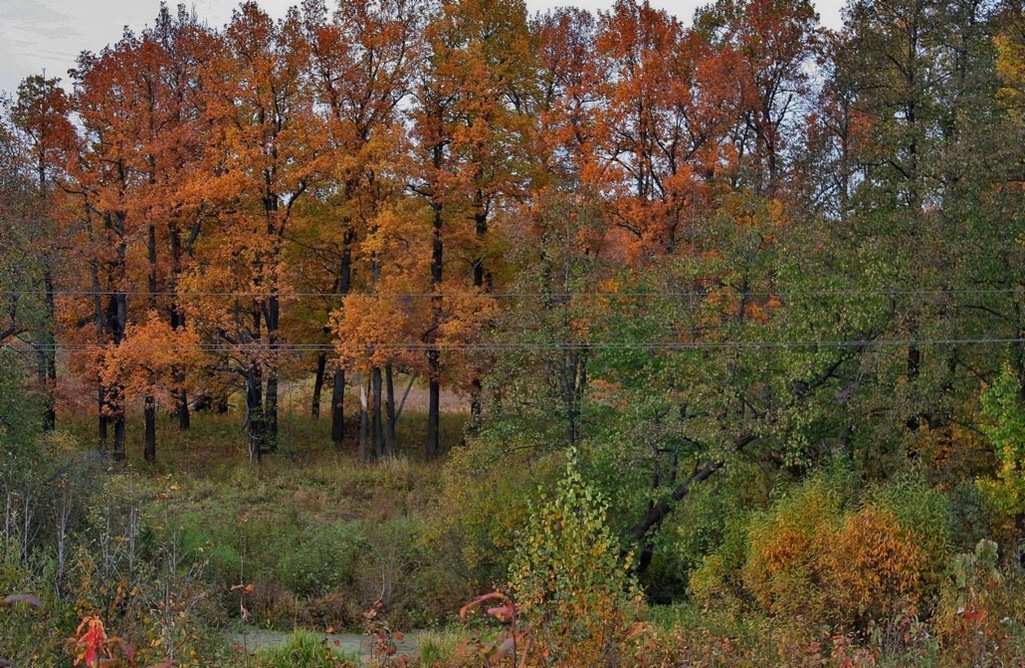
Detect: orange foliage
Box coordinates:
(820, 506, 925, 626)
(745, 492, 927, 631)
(99, 313, 203, 411)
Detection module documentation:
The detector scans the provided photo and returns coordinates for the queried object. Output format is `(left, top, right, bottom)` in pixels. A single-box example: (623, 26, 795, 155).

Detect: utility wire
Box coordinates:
(0, 288, 1022, 299)
(12, 337, 1025, 353)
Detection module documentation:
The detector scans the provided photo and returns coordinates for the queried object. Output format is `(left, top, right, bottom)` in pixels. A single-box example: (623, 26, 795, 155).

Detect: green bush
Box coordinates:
(254, 629, 359, 668)
(509, 452, 642, 667)
(276, 522, 364, 599)
(427, 437, 564, 589)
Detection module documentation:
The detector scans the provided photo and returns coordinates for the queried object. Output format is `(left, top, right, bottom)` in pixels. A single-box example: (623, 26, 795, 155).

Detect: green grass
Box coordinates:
(53, 402, 469, 633)
(252, 629, 360, 667)
(59, 404, 468, 476)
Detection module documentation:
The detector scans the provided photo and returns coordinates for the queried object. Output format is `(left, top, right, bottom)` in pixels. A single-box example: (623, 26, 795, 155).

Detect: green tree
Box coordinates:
(510, 452, 642, 667)
(8, 75, 75, 433)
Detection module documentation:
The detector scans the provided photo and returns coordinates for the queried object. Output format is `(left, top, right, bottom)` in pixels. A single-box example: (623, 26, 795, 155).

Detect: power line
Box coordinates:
(0, 288, 1023, 299)
(12, 337, 1025, 353)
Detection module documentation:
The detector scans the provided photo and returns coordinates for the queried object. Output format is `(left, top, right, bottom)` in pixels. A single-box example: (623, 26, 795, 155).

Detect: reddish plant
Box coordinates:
(459, 591, 531, 667)
(71, 616, 110, 668)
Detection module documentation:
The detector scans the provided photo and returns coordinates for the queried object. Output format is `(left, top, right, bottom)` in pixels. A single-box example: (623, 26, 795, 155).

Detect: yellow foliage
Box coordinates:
(425, 439, 563, 585)
(996, 32, 1025, 116)
(745, 490, 927, 631)
(743, 480, 838, 620)
(819, 506, 924, 626)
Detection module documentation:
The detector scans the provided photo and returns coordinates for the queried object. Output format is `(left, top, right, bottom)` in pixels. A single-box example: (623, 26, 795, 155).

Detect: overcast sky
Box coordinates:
(0, 0, 846, 96)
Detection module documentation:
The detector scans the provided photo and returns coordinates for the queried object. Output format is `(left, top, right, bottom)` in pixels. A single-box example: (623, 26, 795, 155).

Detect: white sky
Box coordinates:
(0, 0, 846, 96)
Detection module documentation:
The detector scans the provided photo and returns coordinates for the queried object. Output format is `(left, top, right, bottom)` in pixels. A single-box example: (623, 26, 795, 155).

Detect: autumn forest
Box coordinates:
(5, 0, 1025, 665)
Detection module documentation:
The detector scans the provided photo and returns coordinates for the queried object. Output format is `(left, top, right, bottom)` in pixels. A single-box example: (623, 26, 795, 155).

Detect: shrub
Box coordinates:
(818, 505, 925, 634)
(687, 513, 750, 612)
(933, 539, 1025, 666)
(741, 468, 938, 636)
(275, 522, 363, 599)
(254, 629, 359, 668)
(508, 453, 642, 667)
(427, 437, 563, 588)
(417, 628, 462, 667)
(742, 472, 848, 622)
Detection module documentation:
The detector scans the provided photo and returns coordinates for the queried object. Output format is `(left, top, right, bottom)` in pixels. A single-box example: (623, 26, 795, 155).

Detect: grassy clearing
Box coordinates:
(52, 408, 473, 634)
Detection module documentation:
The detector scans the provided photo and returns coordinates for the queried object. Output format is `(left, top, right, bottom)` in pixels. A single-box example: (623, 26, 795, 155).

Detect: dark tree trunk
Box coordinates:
(107, 267, 127, 464)
(146, 223, 159, 461)
(329, 228, 354, 444)
(905, 342, 922, 432)
(93, 255, 107, 450)
(561, 349, 587, 449)
(384, 364, 396, 457)
(176, 385, 190, 430)
(105, 380, 126, 463)
(41, 267, 57, 432)
(427, 200, 443, 459)
(468, 200, 488, 434)
(113, 412, 126, 464)
(427, 366, 440, 460)
(246, 366, 264, 463)
(312, 352, 326, 418)
(469, 379, 482, 435)
(372, 366, 384, 459)
(331, 365, 345, 444)
(98, 386, 108, 449)
(265, 372, 278, 452)
(144, 395, 156, 463)
(100, 209, 128, 463)
(264, 293, 280, 452)
(170, 221, 190, 431)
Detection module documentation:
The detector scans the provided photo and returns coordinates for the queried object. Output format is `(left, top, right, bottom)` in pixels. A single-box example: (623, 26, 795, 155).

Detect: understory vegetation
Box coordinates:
(7, 0, 1025, 664)
(3, 401, 1025, 666)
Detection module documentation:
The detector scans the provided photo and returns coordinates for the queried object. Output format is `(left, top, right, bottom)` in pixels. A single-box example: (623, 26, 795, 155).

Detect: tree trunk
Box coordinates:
(372, 366, 384, 459)
(176, 384, 190, 430)
(98, 385, 108, 450)
(170, 222, 190, 431)
(329, 227, 354, 443)
(108, 285, 127, 463)
(41, 267, 57, 432)
(561, 349, 586, 449)
(265, 372, 278, 452)
(93, 259, 107, 450)
(427, 366, 440, 460)
(246, 365, 264, 463)
(331, 365, 345, 444)
(358, 377, 369, 461)
(264, 293, 280, 452)
(113, 411, 126, 464)
(384, 364, 396, 457)
(100, 209, 129, 463)
(469, 379, 482, 435)
(312, 352, 326, 418)
(468, 200, 488, 434)
(146, 223, 159, 461)
(144, 395, 156, 463)
(427, 200, 443, 459)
